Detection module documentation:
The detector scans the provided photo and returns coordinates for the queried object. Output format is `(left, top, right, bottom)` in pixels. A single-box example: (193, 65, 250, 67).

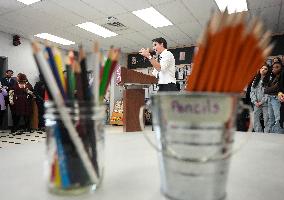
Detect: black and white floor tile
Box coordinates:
(0, 130, 46, 148)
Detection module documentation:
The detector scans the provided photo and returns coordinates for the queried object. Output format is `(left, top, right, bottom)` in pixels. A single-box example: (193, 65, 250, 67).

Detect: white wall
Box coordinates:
(0, 31, 39, 85)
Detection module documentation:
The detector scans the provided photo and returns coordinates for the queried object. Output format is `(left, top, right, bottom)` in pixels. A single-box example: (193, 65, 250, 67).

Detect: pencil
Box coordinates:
(231, 20, 263, 92)
(185, 29, 208, 91)
(215, 13, 244, 92)
(32, 42, 100, 184)
(45, 46, 66, 100)
(92, 42, 100, 106)
(53, 47, 67, 93)
(78, 46, 100, 177)
(99, 47, 113, 98)
(206, 11, 231, 91)
(184, 10, 272, 93)
(195, 12, 223, 91)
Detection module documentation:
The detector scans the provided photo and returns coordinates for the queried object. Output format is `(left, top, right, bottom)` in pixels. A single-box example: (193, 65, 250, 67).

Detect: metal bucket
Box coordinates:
(140, 92, 245, 200)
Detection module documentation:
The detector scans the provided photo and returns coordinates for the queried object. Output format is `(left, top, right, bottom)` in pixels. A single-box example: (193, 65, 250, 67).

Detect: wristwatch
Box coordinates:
(148, 55, 153, 60)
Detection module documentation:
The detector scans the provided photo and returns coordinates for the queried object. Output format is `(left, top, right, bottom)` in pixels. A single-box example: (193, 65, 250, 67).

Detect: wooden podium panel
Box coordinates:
(117, 67, 158, 132)
(123, 89, 145, 132)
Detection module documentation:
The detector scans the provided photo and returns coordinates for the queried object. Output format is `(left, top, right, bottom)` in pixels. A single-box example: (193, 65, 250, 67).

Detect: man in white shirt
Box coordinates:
(139, 37, 178, 91)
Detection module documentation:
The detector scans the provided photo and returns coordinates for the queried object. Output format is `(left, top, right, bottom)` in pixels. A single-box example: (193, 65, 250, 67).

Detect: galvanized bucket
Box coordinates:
(139, 92, 250, 200)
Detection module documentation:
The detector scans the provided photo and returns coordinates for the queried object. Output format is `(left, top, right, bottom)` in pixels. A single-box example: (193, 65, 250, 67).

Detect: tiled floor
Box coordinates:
(0, 125, 152, 148)
(0, 130, 46, 148)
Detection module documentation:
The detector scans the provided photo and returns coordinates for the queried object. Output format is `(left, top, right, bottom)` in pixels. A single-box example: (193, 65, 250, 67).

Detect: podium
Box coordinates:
(118, 67, 157, 132)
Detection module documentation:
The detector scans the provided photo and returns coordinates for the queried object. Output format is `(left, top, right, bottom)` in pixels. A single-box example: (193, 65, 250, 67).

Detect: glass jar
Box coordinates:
(44, 101, 105, 195)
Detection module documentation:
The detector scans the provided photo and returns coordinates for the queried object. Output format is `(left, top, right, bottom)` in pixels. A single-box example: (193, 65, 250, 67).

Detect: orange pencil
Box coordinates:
(207, 13, 234, 92)
(223, 17, 257, 92)
(216, 13, 245, 92)
(195, 12, 224, 91)
(186, 30, 208, 91)
(231, 20, 263, 91)
(222, 21, 245, 92)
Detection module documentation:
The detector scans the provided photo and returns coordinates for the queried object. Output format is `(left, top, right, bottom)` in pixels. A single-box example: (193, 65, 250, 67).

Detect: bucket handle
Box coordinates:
(139, 101, 253, 162)
(139, 105, 161, 152)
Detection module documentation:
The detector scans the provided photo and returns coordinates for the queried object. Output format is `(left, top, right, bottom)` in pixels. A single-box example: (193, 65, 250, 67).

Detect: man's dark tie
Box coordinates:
(157, 55, 161, 80)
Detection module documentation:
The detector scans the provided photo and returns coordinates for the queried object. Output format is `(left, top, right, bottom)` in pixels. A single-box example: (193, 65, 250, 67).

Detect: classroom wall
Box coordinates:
(0, 31, 39, 85)
(271, 34, 284, 56)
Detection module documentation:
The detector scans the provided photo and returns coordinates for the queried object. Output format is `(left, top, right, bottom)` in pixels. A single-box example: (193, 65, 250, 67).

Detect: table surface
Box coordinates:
(0, 132, 284, 200)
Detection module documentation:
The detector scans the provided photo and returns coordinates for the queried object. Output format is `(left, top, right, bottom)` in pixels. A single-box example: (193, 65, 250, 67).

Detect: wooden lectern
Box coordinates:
(118, 67, 158, 132)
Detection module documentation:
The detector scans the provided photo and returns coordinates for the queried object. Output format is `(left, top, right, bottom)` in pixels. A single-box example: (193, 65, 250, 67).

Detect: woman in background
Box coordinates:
(264, 61, 283, 133)
(250, 65, 270, 132)
(9, 73, 35, 133)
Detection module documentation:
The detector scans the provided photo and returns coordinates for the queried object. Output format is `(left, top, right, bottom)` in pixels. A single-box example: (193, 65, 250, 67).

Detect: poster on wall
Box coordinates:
(115, 64, 121, 85)
(179, 52, 185, 61)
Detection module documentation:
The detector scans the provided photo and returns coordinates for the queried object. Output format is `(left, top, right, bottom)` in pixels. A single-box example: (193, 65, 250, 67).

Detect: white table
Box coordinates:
(0, 132, 284, 200)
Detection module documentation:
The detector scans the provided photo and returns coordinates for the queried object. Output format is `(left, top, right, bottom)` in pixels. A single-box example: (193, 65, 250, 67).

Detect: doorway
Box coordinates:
(0, 56, 8, 130)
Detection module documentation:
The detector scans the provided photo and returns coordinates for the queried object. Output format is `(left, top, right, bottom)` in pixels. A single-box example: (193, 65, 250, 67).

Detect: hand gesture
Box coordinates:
(278, 93, 284, 102)
(139, 48, 150, 58)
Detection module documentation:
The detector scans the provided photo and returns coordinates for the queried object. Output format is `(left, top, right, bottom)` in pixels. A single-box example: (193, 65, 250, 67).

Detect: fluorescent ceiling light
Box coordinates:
(34, 33, 75, 45)
(215, 0, 248, 14)
(17, 0, 41, 5)
(132, 7, 173, 28)
(76, 22, 117, 38)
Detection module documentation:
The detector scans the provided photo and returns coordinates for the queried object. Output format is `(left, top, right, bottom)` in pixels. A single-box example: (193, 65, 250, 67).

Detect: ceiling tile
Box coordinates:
(100, 35, 138, 48)
(120, 31, 150, 45)
(31, 1, 85, 25)
(176, 21, 203, 42)
(0, 13, 35, 34)
(181, 0, 219, 23)
(139, 28, 165, 40)
(51, 0, 105, 20)
(114, 13, 154, 31)
(159, 25, 190, 41)
(12, 6, 71, 31)
(65, 26, 102, 41)
(113, 0, 151, 11)
(250, 6, 281, 32)
(49, 29, 85, 44)
(114, 28, 137, 35)
(139, 29, 178, 48)
(146, 0, 173, 6)
(0, 0, 25, 15)
(155, 0, 196, 24)
(81, 0, 128, 16)
(247, 0, 281, 10)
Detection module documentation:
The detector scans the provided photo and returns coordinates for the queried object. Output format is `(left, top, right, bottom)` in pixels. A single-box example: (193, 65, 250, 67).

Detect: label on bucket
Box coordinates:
(162, 95, 234, 123)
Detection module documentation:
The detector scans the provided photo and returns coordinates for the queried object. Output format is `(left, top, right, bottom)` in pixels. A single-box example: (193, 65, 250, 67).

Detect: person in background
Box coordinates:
(9, 73, 35, 133)
(264, 61, 283, 133)
(250, 65, 270, 132)
(34, 74, 45, 130)
(1, 70, 16, 92)
(139, 37, 178, 92)
(0, 83, 7, 129)
(273, 56, 282, 64)
(1, 69, 16, 130)
(277, 62, 284, 133)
